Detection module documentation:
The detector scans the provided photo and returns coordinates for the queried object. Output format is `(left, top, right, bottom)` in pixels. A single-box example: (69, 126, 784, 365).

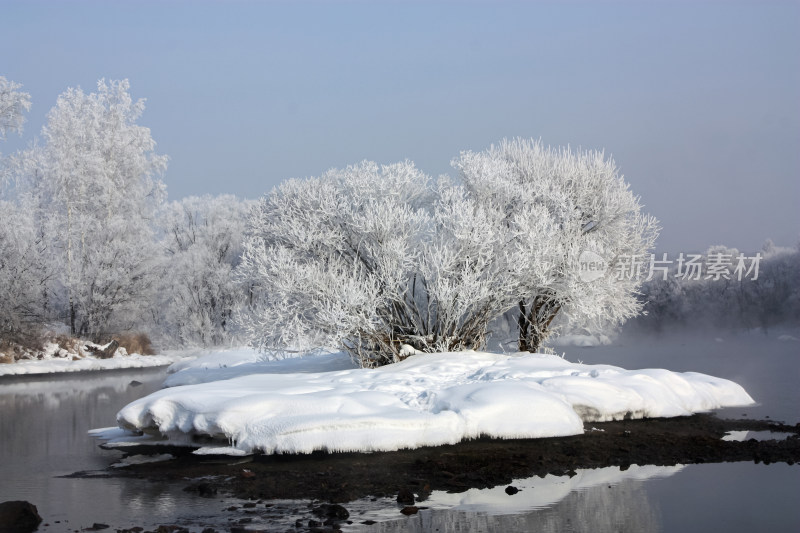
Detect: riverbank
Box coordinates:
(0, 332, 191, 377)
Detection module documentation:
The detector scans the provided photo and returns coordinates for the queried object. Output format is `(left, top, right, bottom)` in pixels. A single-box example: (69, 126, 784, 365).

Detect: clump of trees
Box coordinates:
(0, 77, 250, 353)
(157, 195, 255, 346)
(2, 75, 665, 364)
(239, 140, 659, 367)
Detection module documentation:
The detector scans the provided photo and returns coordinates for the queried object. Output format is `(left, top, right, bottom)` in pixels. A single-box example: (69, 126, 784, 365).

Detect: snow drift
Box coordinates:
(110, 351, 754, 455)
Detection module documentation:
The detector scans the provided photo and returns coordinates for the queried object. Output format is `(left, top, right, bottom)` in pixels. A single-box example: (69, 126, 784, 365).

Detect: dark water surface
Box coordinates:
(0, 369, 215, 529)
(0, 332, 798, 531)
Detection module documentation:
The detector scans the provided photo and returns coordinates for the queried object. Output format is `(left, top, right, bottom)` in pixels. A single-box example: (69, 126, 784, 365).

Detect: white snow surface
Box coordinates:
(164, 347, 355, 387)
(0, 351, 186, 376)
(112, 350, 755, 456)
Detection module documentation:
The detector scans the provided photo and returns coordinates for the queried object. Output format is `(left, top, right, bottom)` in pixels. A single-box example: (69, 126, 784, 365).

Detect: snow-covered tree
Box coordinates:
(16, 79, 167, 340)
(238, 161, 434, 366)
(0, 76, 31, 141)
(452, 138, 659, 352)
(156, 194, 254, 347)
(0, 77, 44, 344)
(0, 199, 49, 339)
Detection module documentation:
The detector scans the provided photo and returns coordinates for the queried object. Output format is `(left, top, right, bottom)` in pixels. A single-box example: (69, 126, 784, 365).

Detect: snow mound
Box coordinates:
(111, 351, 754, 455)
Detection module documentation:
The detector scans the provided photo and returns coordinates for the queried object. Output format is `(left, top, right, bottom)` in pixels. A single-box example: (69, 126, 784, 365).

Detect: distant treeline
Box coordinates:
(634, 241, 800, 334)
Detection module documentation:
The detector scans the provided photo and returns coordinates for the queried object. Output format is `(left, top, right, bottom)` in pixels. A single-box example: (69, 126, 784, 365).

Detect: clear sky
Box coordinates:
(1, 0, 798, 252)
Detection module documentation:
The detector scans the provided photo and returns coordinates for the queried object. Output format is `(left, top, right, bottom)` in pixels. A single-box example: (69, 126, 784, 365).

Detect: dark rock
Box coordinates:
(504, 485, 519, 495)
(201, 529, 217, 533)
(242, 502, 257, 508)
(362, 520, 377, 525)
(90, 524, 110, 530)
(400, 506, 419, 515)
(154, 526, 182, 533)
(312, 503, 350, 520)
(308, 519, 321, 527)
(396, 488, 415, 505)
(183, 482, 217, 498)
(0, 501, 43, 532)
(129, 380, 143, 387)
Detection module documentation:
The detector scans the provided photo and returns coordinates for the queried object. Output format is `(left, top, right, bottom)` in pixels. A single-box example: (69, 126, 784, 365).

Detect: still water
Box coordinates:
(0, 369, 216, 529)
(0, 332, 797, 532)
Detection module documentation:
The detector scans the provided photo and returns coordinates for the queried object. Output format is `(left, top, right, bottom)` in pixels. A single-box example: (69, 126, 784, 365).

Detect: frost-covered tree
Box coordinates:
(0, 199, 49, 340)
(453, 138, 659, 352)
(16, 79, 167, 340)
(0, 76, 31, 141)
(0, 78, 44, 343)
(156, 194, 254, 347)
(238, 161, 434, 366)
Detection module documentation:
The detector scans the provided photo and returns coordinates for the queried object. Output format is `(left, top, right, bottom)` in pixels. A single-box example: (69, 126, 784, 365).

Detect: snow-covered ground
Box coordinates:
(0, 341, 188, 377)
(98, 350, 754, 456)
(163, 347, 356, 387)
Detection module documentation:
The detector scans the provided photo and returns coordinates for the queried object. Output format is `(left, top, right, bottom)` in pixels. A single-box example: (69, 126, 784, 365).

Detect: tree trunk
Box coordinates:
(517, 296, 561, 353)
(517, 300, 530, 352)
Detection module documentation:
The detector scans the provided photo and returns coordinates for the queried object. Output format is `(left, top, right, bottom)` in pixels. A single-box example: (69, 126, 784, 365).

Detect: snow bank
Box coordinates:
(0, 352, 185, 376)
(109, 351, 754, 455)
(164, 348, 355, 387)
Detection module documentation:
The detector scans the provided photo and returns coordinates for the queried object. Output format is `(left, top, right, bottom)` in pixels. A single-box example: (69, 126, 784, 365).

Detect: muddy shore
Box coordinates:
(75, 414, 799, 532)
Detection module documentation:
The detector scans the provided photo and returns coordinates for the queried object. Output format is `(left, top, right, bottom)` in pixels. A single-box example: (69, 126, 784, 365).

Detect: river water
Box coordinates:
(0, 332, 798, 531)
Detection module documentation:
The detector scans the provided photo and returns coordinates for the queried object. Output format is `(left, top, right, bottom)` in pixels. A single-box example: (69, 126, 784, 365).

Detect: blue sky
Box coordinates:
(2, 0, 798, 252)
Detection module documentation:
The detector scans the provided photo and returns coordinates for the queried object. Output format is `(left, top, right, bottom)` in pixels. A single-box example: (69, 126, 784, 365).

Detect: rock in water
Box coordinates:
(312, 503, 350, 520)
(0, 501, 43, 532)
(396, 488, 415, 505)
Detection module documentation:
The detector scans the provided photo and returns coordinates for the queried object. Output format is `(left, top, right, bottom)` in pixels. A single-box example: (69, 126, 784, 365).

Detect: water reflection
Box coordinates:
(350, 466, 678, 532)
(0, 369, 213, 528)
(356, 463, 800, 533)
(420, 465, 683, 514)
